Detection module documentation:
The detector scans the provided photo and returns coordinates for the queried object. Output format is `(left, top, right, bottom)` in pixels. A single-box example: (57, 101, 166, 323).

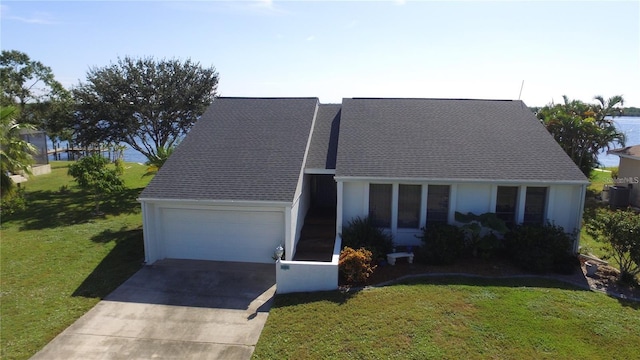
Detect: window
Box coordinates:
(398, 185, 421, 228)
(524, 187, 547, 224)
(427, 185, 449, 224)
(369, 184, 392, 227)
(496, 186, 518, 228)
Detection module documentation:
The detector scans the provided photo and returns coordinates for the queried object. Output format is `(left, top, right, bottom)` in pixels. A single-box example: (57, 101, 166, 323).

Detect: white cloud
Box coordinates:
(306, 35, 315, 41)
(245, 0, 290, 15)
(1, 5, 58, 25)
(9, 15, 57, 25)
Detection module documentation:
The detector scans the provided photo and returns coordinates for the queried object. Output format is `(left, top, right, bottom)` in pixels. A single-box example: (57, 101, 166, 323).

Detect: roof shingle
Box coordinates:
(305, 104, 341, 170)
(335, 98, 587, 182)
(140, 97, 318, 202)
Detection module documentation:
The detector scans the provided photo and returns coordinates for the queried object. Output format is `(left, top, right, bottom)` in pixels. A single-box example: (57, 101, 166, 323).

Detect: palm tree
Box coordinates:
(537, 95, 626, 176)
(1, 105, 36, 197)
(144, 145, 175, 176)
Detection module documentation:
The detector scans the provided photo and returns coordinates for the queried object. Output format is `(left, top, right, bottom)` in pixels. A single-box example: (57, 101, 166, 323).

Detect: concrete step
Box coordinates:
(293, 250, 333, 262)
(304, 216, 336, 226)
(301, 228, 335, 239)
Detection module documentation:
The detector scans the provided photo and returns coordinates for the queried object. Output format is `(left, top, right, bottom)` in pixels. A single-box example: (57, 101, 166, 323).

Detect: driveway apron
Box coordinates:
(31, 260, 276, 360)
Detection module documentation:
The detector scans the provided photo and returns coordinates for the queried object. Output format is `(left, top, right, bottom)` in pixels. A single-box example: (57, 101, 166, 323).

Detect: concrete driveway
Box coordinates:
(31, 259, 276, 360)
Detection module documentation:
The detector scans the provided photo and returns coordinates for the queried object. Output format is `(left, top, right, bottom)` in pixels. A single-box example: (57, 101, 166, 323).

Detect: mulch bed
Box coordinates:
(341, 256, 640, 301)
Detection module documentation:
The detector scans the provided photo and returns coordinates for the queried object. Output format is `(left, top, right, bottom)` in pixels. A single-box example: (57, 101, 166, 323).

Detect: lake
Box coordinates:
(598, 116, 640, 168)
(49, 116, 640, 168)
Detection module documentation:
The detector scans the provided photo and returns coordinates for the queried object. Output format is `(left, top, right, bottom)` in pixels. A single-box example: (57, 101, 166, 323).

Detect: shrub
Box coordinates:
(341, 216, 393, 260)
(416, 223, 465, 265)
(504, 223, 574, 273)
(339, 247, 376, 284)
(475, 232, 503, 259)
(0, 187, 26, 216)
(586, 207, 640, 284)
(68, 154, 125, 214)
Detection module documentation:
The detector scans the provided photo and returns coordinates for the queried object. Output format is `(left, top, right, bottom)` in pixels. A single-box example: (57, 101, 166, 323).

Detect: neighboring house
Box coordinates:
(139, 97, 588, 292)
(607, 145, 640, 207)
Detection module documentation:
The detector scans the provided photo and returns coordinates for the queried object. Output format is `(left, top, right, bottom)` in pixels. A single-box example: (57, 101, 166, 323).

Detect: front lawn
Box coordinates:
(254, 277, 640, 359)
(0, 161, 152, 360)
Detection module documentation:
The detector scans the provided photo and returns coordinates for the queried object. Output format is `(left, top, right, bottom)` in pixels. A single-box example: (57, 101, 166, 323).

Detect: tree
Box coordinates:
(586, 208, 640, 284)
(67, 154, 125, 214)
(1, 105, 36, 197)
(536, 95, 626, 176)
(0, 50, 73, 140)
(72, 56, 219, 162)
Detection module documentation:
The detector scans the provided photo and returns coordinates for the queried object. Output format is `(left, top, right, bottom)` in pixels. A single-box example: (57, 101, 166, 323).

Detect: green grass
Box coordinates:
(254, 277, 640, 359)
(0, 161, 152, 360)
(588, 167, 614, 193)
(581, 167, 618, 267)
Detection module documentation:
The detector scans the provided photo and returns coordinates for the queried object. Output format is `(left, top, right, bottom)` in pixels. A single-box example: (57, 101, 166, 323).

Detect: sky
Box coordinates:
(1, 0, 639, 107)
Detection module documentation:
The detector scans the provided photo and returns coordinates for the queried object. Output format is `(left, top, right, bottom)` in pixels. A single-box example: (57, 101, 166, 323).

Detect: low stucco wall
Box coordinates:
(31, 164, 51, 176)
(275, 236, 341, 294)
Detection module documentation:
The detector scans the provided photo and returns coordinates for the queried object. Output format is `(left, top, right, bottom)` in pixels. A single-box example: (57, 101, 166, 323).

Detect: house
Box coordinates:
(607, 144, 640, 207)
(139, 97, 588, 293)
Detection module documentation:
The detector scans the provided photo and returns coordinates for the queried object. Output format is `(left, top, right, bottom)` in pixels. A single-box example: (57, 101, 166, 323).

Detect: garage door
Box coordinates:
(160, 208, 285, 263)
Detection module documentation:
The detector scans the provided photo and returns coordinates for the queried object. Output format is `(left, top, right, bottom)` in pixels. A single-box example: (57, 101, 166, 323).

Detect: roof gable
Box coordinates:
(140, 97, 319, 202)
(335, 98, 587, 182)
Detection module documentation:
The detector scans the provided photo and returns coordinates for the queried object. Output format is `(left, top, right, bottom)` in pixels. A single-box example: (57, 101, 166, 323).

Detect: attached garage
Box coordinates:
(138, 98, 319, 266)
(140, 202, 289, 264)
(158, 207, 285, 263)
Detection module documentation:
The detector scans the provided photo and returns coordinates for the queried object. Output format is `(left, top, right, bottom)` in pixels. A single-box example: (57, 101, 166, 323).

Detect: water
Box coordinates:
(598, 116, 640, 168)
(47, 140, 148, 164)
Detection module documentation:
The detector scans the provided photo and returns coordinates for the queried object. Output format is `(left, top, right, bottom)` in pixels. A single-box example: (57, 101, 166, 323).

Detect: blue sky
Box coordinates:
(1, 0, 639, 107)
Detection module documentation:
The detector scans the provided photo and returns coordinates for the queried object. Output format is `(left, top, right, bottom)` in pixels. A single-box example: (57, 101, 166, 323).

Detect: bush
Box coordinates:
(0, 187, 26, 216)
(474, 232, 503, 260)
(504, 223, 574, 273)
(339, 247, 376, 284)
(416, 223, 465, 265)
(586, 207, 640, 283)
(341, 216, 393, 260)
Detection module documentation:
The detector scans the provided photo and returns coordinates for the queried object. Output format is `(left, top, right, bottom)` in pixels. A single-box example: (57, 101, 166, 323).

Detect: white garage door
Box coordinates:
(160, 208, 285, 263)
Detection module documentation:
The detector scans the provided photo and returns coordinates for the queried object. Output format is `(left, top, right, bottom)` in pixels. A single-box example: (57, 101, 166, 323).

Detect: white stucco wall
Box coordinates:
(617, 157, 640, 207)
(275, 236, 341, 294)
(548, 185, 583, 233)
(290, 175, 311, 260)
(455, 184, 493, 215)
(342, 181, 367, 225)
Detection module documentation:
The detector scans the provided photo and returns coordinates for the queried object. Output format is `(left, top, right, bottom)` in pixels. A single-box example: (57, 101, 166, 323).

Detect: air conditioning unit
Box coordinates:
(609, 186, 630, 208)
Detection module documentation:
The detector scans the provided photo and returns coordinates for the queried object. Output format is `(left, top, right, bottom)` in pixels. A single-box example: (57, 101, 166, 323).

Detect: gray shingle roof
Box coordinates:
(140, 97, 318, 202)
(335, 98, 588, 182)
(305, 104, 341, 170)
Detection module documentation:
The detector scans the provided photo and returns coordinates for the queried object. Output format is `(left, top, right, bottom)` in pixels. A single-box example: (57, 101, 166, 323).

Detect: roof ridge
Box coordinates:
(216, 96, 319, 100)
(348, 97, 517, 102)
